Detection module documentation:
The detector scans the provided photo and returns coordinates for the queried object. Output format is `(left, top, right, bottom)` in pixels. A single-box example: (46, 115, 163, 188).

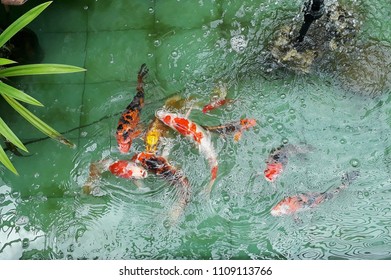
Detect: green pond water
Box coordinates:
(0, 0, 391, 260)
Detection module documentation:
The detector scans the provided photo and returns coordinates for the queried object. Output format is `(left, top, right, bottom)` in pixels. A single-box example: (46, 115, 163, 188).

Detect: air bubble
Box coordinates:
(22, 238, 30, 249)
(350, 159, 360, 167)
(148, 7, 154, 13)
(171, 51, 179, 58)
(153, 40, 161, 47)
(280, 94, 286, 99)
(267, 117, 274, 123)
(83, 6, 88, 10)
(282, 138, 289, 144)
(340, 138, 347, 144)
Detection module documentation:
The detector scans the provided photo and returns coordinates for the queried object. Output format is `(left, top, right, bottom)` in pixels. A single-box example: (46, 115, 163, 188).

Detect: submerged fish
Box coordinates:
(202, 98, 233, 114)
(202, 82, 233, 114)
(264, 143, 313, 182)
(271, 171, 360, 216)
(132, 151, 191, 222)
(116, 63, 149, 153)
(83, 158, 112, 195)
(202, 118, 257, 142)
(156, 109, 218, 194)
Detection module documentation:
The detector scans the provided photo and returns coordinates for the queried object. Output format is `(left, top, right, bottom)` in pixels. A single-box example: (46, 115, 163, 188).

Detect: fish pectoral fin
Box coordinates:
(133, 179, 145, 189)
(233, 131, 242, 142)
(185, 104, 193, 118)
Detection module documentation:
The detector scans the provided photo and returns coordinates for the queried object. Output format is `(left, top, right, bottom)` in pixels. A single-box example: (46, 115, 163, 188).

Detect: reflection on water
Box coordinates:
(1, 0, 391, 259)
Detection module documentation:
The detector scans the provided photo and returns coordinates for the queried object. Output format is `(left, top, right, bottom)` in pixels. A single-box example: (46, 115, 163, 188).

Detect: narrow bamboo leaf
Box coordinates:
(0, 64, 86, 77)
(0, 81, 43, 106)
(0, 145, 18, 175)
(1, 94, 75, 148)
(0, 58, 17, 66)
(0, 1, 52, 49)
(0, 118, 28, 152)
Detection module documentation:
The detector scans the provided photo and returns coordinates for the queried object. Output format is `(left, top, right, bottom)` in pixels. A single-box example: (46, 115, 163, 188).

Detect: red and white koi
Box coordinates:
(108, 160, 147, 179)
(155, 109, 218, 193)
(264, 144, 313, 182)
(271, 171, 359, 216)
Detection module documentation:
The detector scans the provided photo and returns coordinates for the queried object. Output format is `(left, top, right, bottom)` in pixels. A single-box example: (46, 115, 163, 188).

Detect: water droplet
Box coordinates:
(350, 159, 360, 167)
(340, 138, 347, 144)
(276, 123, 284, 130)
(301, 104, 307, 108)
(333, 136, 338, 140)
(289, 108, 295, 114)
(267, 117, 274, 123)
(147, 53, 153, 58)
(280, 94, 286, 99)
(83, 6, 88, 10)
(282, 138, 289, 144)
(171, 50, 178, 58)
(153, 40, 161, 47)
(34, 173, 40, 178)
(148, 7, 154, 13)
(67, 244, 75, 253)
(22, 238, 30, 249)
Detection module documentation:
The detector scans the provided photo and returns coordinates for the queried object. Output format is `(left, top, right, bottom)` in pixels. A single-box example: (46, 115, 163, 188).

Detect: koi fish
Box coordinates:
(202, 118, 257, 142)
(264, 143, 313, 182)
(202, 82, 233, 114)
(132, 151, 191, 222)
(155, 109, 218, 194)
(83, 158, 147, 194)
(202, 98, 233, 114)
(144, 117, 168, 153)
(116, 63, 149, 153)
(108, 160, 147, 179)
(83, 158, 113, 195)
(271, 171, 360, 216)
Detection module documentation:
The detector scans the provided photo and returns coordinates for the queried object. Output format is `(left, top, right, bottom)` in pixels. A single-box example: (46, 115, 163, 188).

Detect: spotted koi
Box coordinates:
(132, 151, 191, 222)
(116, 63, 149, 153)
(202, 118, 257, 142)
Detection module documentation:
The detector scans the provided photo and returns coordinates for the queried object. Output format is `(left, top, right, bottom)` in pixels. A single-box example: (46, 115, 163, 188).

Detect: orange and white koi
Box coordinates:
(108, 160, 147, 179)
(156, 109, 218, 193)
(202, 118, 257, 142)
(116, 63, 149, 153)
(264, 144, 313, 182)
(271, 171, 359, 216)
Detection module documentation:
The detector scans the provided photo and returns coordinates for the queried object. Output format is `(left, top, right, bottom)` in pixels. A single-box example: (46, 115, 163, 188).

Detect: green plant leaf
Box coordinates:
(0, 81, 43, 106)
(0, 64, 86, 77)
(0, 58, 17, 66)
(0, 117, 28, 152)
(1, 94, 75, 148)
(0, 144, 18, 175)
(0, 1, 52, 49)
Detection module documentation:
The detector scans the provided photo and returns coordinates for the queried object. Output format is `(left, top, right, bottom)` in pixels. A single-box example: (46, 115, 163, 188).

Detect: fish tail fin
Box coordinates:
(341, 170, 360, 187)
(137, 63, 149, 91)
(205, 164, 218, 194)
(169, 177, 192, 225)
(233, 131, 242, 142)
